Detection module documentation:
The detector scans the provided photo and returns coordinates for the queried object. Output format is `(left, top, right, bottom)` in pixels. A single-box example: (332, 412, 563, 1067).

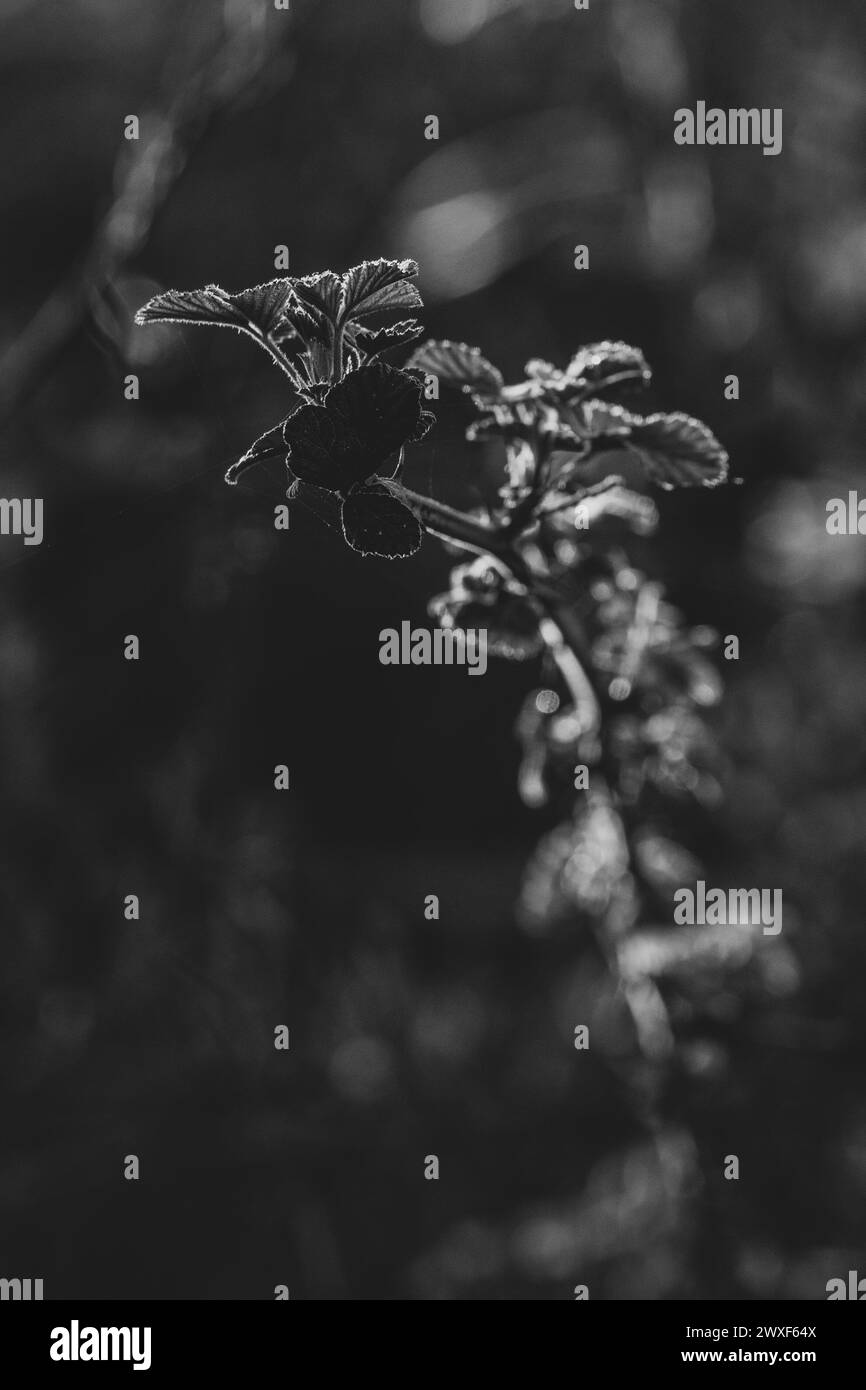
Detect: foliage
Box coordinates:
(137, 260, 759, 1226)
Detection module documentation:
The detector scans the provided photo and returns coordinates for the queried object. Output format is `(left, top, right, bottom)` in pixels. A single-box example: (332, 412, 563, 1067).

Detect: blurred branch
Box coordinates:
(0, 0, 286, 423)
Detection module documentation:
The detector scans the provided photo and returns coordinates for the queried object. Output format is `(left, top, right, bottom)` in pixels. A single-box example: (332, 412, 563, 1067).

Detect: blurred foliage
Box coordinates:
(0, 0, 865, 1298)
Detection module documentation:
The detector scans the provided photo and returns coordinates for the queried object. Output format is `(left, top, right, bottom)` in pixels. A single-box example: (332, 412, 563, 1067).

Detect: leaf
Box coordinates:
(619, 924, 754, 981)
(407, 339, 504, 395)
(287, 478, 344, 534)
(566, 341, 651, 392)
(349, 318, 425, 359)
(574, 403, 728, 490)
(625, 412, 729, 490)
(135, 280, 296, 341)
(524, 358, 558, 379)
(224, 420, 288, 485)
(328, 362, 431, 455)
(282, 273, 342, 371)
(135, 284, 234, 328)
(228, 280, 298, 339)
(465, 401, 544, 442)
(339, 259, 423, 320)
(543, 449, 594, 493)
(408, 405, 437, 443)
(539, 484, 658, 535)
(518, 801, 630, 931)
(577, 400, 637, 441)
(283, 364, 429, 493)
(431, 595, 543, 661)
(290, 271, 343, 325)
(340, 482, 422, 558)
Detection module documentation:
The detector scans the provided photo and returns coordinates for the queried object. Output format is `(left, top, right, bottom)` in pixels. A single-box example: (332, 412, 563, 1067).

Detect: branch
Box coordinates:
(0, 0, 282, 423)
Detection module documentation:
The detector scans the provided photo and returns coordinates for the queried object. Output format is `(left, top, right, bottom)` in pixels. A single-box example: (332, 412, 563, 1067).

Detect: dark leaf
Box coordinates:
(224, 420, 288, 485)
(407, 339, 504, 395)
(340, 482, 422, 558)
(287, 478, 344, 534)
(283, 364, 429, 493)
(409, 407, 436, 443)
(340, 259, 423, 320)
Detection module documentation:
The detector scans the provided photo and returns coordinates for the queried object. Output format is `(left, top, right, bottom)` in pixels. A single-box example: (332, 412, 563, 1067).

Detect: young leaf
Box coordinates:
(290, 271, 343, 326)
(339, 259, 423, 320)
(341, 482, 422, 558)
(228, 280, 299, 340)
(407, 340, 504, 396)
(283, 273, 342, 376)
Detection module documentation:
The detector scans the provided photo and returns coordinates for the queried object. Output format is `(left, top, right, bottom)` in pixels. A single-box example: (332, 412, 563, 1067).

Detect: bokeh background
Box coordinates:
(1, 0, 865, 1299)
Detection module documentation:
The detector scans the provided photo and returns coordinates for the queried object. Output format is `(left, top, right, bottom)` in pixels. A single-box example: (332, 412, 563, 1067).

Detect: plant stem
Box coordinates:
(397, 486, 508, 555)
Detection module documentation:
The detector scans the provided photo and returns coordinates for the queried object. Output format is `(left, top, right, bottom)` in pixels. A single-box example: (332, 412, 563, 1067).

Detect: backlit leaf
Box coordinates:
(340, 258, 423, 320)
(341, 482, 422, 558)
(407, 339, 504, 395)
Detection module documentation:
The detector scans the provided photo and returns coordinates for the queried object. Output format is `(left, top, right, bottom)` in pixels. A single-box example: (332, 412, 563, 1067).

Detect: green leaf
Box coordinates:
(339, 258, 423, 320)
(407, 339, 504, 395)
(340, 482, 422, 558)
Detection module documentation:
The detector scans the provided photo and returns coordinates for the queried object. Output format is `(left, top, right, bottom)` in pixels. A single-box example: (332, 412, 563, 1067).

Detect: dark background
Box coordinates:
(0, 0, 865, 1299)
